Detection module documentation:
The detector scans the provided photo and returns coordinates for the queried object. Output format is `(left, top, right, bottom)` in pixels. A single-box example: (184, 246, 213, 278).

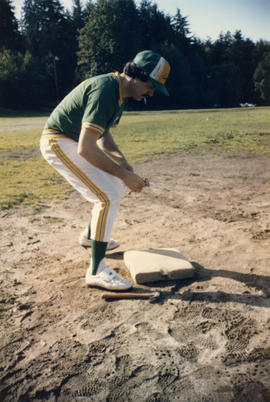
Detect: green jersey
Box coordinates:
(43, 72, 125, 141)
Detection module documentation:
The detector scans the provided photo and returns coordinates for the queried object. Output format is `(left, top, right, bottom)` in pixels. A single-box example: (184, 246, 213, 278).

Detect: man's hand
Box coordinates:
(121, 169, 146, 192)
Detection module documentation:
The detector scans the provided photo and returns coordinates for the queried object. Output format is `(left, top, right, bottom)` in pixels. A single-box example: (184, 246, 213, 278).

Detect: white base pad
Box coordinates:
(124, 248, 195, 284)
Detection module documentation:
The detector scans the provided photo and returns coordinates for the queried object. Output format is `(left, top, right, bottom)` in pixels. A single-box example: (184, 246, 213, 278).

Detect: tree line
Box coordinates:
(1, 0, 270, 110)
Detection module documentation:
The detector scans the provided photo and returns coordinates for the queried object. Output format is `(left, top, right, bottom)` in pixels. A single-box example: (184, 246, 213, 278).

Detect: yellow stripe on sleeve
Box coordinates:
(82, 122, 105, 135)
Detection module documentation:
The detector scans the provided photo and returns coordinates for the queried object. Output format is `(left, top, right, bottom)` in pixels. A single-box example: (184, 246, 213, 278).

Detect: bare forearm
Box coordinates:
(98, 132, 126, 164)
(97, 132, 133, 171)
(102, 148, 125, 165)
(78, 127, 144, 191)
(79, 141, 125, 179)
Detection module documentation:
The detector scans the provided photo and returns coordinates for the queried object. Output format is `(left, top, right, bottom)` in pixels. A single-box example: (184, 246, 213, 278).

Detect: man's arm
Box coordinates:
(77, 127, 145, 192)
(97, 130, 133, 171)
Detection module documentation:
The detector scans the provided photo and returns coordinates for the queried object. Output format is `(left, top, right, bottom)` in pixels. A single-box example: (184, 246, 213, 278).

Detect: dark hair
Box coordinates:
(123, 61, 149, 82)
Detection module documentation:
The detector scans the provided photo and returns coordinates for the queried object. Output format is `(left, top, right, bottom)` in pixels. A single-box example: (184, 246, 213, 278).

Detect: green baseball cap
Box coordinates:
(133, 50, 170, 96)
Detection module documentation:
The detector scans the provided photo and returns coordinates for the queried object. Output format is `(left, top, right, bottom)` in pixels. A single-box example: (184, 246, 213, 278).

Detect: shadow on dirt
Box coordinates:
(156, 262, 270, 307)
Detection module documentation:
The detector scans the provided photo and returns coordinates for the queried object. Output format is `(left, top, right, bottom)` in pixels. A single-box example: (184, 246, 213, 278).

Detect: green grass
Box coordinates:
(115, 107, 270, 161)
(0, 107, 269, 209)
(0, 116, 46, 153)
(0, 116, 72, 209)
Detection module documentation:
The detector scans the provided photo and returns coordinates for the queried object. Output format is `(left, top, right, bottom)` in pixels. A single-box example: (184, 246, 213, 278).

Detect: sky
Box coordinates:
(12, 0, 270, 42)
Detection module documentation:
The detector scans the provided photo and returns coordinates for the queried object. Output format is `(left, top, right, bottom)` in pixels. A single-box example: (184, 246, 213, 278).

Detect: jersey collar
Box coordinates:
(113, 72, 124, 106)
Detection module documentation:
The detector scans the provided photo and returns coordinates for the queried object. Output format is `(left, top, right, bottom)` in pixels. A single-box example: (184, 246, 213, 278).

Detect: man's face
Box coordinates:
(131, 78, 155, 102)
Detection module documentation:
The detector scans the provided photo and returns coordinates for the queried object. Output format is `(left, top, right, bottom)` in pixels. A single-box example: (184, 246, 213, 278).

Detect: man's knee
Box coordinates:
(107, 180, 125, 202)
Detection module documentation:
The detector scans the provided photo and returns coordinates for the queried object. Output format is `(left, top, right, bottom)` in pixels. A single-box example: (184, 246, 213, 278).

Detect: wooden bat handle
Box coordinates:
(102, 292, 151, 300)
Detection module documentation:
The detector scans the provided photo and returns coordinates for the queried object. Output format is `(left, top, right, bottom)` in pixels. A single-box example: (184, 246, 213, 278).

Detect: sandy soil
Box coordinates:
(1, 152, 270, 401)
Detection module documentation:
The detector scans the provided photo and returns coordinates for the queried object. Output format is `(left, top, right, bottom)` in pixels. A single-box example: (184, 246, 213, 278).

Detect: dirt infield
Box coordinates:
(1, 153, 270, 401)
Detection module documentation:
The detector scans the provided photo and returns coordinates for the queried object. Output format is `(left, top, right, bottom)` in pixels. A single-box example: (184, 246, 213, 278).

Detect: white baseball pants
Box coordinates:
(40, 135, 125, 242)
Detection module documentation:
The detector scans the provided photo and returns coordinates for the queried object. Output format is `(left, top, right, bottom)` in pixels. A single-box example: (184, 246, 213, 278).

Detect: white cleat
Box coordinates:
(79, 228, 120, 250)
(85, 260, 132, 291)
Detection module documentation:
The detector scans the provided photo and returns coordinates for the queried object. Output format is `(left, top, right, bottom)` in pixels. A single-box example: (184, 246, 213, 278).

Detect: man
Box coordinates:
(40, 50, 170, 290)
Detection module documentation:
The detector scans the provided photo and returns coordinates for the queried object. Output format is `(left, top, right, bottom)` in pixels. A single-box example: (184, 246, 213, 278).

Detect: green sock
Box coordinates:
(91, 240, 107, 275)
